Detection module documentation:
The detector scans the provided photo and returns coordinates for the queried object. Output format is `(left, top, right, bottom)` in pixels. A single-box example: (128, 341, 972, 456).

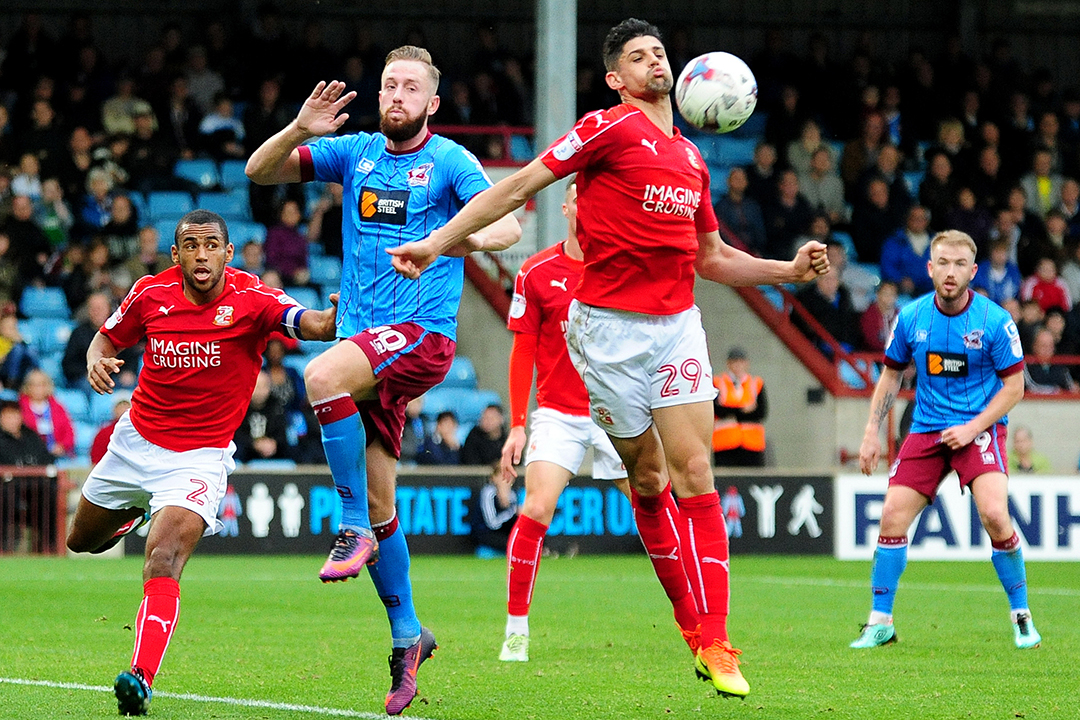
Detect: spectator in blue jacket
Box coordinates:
(972, 238, 1023, 305)
(881, 205, 934, 297)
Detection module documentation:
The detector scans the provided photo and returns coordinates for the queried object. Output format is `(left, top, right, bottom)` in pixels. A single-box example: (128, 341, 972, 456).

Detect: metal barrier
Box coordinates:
(0, 466, 70, 555)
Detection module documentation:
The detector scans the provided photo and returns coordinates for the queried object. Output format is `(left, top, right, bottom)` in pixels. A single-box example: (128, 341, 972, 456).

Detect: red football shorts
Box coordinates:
(348, 322, 455, 458)
(888, 423, 1009, 499)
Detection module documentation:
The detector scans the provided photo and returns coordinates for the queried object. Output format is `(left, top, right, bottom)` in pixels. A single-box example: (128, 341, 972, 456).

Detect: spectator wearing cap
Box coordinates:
(0, 389, 52, 466)
(712, 348, 768, 468)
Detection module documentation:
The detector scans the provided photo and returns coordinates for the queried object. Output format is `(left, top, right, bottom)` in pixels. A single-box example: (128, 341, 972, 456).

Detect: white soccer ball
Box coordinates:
(675, 52, 758, 134)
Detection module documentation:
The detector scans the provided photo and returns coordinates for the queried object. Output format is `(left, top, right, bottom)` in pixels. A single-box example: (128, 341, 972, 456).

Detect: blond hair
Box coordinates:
(930, 229, 977, 258)
(385, 45, 441, 91)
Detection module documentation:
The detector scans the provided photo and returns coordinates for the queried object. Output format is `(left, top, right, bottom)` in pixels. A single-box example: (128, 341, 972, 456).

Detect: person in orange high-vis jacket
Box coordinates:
(713, 347, 767, 467)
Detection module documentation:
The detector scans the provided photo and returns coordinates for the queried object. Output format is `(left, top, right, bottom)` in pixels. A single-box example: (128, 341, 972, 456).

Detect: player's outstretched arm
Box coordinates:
(444, 213, 522, 257)
(298, 292, 340, 342)
(941, 372, 1024, 450)
(246, 80, 357, 185)
(858, 366, 904, 475)
(388, 159, 558, 279)
(86, 332, 124, 395)
(695, 232, 830, 286)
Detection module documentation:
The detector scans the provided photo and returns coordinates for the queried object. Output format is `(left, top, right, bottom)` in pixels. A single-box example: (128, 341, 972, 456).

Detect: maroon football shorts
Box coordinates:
(888, 423, 1009, 499)
(348, 322, 455, 458)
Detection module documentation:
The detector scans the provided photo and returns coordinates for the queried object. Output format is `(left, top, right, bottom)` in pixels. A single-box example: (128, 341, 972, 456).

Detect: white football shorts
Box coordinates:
(81, 411, 235, 535)
(524, 406, 627, 480)
(566, 301, 717, 439)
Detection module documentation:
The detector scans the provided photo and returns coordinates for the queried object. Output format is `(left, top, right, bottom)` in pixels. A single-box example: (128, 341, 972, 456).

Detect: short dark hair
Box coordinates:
(602, 18, 662, 72)
(436, 410, 457, 423)
(175, 210, 229, 247)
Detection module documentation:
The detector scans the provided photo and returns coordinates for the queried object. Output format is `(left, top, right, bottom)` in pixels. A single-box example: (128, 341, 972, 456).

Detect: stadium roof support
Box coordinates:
(534, 0, 577, 252)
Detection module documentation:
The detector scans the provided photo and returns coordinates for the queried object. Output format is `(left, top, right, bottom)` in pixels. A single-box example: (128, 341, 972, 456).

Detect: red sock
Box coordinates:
(130, 577, 181, 686)
(631, 484, 699, 633)
(676, 491, 730, 645)
(506, 514, 547, 617)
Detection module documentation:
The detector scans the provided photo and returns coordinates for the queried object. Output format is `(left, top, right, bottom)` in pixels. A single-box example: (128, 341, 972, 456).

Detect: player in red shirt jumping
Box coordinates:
(65, 210, 338, 717)
(390, 19, 828, 698)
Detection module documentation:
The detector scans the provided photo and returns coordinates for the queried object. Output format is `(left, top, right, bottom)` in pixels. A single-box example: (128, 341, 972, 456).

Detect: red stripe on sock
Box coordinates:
(311, 395, 358, 426)
(992, 531, 1020, 551)
(506, 514, 547, 617)
(373, 514, 399, 542)
(632, 484, 699, 634)
(877, 535, 909, 547)
(131, 577, 181, 686)
(676, 491, 729, 645)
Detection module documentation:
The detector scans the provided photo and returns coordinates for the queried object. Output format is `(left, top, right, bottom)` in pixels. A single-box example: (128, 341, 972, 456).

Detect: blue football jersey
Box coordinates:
(884, 291, 1025, 432)
(304, 132, 493, 340)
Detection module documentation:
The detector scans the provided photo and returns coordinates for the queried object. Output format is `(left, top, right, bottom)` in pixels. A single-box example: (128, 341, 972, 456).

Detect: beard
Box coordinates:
(644, 72, 674, 98)
(380, 108, 428, 142)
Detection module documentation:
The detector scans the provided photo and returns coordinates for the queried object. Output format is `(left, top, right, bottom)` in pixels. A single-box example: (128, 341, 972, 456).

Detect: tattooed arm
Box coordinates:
(859, 366, 905, 475)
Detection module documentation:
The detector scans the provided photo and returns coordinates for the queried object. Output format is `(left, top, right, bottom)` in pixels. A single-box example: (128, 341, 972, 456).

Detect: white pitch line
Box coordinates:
(743, 574, 1080, 596)
(0, 677, 440, 719)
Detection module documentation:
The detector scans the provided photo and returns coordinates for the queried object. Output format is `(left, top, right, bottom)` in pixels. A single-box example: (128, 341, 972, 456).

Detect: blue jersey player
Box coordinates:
(246, 46, 520, 715)
(854, 230, 1039, 650)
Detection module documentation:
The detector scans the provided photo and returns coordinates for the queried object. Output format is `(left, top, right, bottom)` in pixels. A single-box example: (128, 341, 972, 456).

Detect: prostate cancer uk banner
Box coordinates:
(835, 474, 1080, 561)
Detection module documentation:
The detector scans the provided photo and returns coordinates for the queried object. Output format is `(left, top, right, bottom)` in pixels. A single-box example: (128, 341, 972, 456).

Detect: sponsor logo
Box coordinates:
(148, 338, 222, 368)
(147, 615, 172, 633)
(685, 147, 700, 170)
(550, 277, 568, 292)
(647, 548, 679, 561)
(158, 304, 175, 316)
(510, 554, 538, 566)
(357, 158, 375, 174)
(359, 187, 409, 226)
(962, 329, 984, 349)
(407, 162, 434, 187)
(213, 306, 234, 326)
(915, 329, 928, 343)
(641, 184, 701, 218)
(590, 112, 609, 128)
(509, 292, 527, 319)
(927, 350, 967, 377)
(701, 557, 729, 570)
(640, 138, 658, 155)
(872, 586, 890, 595)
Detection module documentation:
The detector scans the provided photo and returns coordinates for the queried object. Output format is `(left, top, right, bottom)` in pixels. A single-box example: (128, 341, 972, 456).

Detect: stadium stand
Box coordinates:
(20, 288, 71, 320)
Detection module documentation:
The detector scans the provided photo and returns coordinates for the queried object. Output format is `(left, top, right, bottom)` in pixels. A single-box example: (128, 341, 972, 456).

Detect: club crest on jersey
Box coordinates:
(593, 406, 615, 426)
(962, 329, 984, 349)
(360, 187, 409, 226)
(213, 305, 235, 326)
(407, 163, 434, 187)
(685, 147, 701, 170)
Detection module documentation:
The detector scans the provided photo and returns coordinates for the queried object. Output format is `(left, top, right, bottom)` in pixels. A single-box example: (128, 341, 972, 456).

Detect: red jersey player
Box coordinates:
(497, 179, 637, 662)
(65, 210, 338, 717)
(390, 19, 828, 699)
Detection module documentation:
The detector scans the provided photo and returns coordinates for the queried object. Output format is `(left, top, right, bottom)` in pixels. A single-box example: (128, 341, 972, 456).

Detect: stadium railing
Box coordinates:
(0, 465, 72, 556)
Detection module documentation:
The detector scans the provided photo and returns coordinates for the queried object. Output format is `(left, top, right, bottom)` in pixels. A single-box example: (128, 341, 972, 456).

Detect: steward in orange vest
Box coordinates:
(713, 347, 767, 467)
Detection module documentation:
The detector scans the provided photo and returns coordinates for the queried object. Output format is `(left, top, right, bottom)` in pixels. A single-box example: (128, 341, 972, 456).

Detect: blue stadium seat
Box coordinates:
(284, 286, 322, 311)
(20, 287, 71, 319)
(243, 458, 298, 470)
(228, 220, 267, 245)
(155, 219, 178, 253)
(37, 355, 63, 386)
(173, 159, 220, 191)
(55, 388, 91, 424)
(831, 230, 858, 263)
(90, 390, 130, 425)
(19, 317, 75, 356)
(74, 421, 98, 458)
(219, 160, 249, 190)
(309, 255, 341, 288)
(693, 135, 724, 165)
(299, 339, 334, 356)
(509, 135, 534, 162)
(147, 191, 194, 221)
(715, 137, 758, 166)
(903, 171, 924, 195)
(128, 192, 149, 221)
(440, 356, 477, 389)
(197, 191, 250, 220)
(421, 387, 501, 427)
(281, 354, 313, 376)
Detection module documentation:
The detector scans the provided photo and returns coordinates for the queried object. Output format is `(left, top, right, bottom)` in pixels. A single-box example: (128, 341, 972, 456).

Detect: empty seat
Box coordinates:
(155, 219, 179, 253)
(55, 388, 91, 423)
(219, 160, 249, 189)
(90, 390, 130, 425)
(309, 255, 341, 287)
(147, 191, 194, 221)
(509, 135, 534, 162)
(19, 317, 75, 355)
(440, 356, 477, 389)
(715, 136, 758, 166)
(228, 220, 267, 245)
(74, 420, 99, 457)
(173, 159, 220, 190)
(20, 287, 71, 319)
(198, 191, 250, 220)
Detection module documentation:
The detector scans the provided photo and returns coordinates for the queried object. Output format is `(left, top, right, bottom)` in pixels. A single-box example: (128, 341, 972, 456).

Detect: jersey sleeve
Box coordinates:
(247, 277, 309, 339)
(506, 267, 542, 335)
(445, 145, 494, 203)
(991, 311, 1026, 376)
(299, 135, 361, 184)
(882, 306, 912, 369)
(539, 110, 617, 179)
(101, 276, 152, 349)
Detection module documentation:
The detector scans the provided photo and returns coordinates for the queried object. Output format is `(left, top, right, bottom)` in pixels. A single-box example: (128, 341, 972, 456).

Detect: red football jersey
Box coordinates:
(507, 242, 590, 417)
(540, 104, 719, 315)
(102, 266, 304, 452)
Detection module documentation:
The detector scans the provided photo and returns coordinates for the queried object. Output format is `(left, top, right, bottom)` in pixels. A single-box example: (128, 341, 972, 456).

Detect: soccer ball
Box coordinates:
(675, 52, 758, 134)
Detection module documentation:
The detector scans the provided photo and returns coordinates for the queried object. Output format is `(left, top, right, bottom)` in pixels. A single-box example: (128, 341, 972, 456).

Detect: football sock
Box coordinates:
(130, 577, 180, 686)
(506, 514, 548, 620)
(506, 614, 529, 637)
(631, 485, 700, 635)
(869, 536, 908, 618)
(676, 491, 730, 645)
(368, 514, 422, 648)
(991, 532, 1029, 611)
(313, 394, 370, 531)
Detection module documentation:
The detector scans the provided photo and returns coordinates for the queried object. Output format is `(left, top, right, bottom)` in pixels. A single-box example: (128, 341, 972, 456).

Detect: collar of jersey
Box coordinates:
(384, 129, 434, 156)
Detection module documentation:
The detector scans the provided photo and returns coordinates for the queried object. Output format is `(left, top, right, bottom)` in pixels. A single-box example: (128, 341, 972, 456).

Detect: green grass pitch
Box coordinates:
(1, 554, 1078, 719)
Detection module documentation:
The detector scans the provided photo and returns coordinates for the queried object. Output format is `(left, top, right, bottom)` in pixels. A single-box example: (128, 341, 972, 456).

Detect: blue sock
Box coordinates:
(870, 538, 908, 617)
(318, 404, 370, 531)
(992, 535, 1029, 611)
(368, 518, 422, 648)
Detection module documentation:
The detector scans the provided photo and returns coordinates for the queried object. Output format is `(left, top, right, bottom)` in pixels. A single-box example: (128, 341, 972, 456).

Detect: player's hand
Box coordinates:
(88, 357, 124, 395)
(790, 240, 830, 283)
(308, 293, 339, 341)
(387, 239, 440, 280)
(941, 423, 978, 450)
(858, 430, 881, 476)
(295, 81, 357, 138)
(500, 426, 527, 483)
